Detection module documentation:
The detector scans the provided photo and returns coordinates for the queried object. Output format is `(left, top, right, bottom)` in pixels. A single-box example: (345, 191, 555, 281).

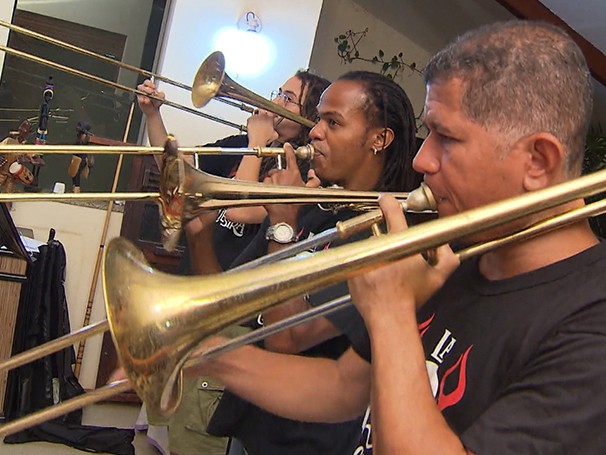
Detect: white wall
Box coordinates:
(0, 1, 16, 77)
(309, 0, 431, 128)
(311, 0, 606, 128)
(152, 0, 323, 146)
(10, 202, 123, 390)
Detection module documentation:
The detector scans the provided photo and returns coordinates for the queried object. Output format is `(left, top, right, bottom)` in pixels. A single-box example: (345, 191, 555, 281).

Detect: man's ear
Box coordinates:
(522, 132, 566, 191)
(371, 127, 395, 152)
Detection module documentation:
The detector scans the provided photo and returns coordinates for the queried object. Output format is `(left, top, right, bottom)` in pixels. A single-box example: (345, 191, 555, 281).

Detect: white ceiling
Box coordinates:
(541, 0, 606, 54)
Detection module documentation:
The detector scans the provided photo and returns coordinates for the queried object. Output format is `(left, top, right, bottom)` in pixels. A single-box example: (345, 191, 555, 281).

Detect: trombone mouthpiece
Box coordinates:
(295, 144, 314, 161)
(404, 182, 437, 212)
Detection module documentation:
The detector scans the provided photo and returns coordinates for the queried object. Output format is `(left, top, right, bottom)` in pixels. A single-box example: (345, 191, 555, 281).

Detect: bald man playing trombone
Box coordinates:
(187, 20, 606, 455)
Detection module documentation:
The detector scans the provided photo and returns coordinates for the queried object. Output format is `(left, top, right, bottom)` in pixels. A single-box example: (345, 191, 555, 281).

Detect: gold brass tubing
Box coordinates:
(0, 20, 190, 91)
(0, 380, 131, 437)
(0, 320, 109, 372)
(457, 195, 606, 260)
(0, 144, 313, 159)
(194, 196, 606, 364)
(0, 192, 158, 202)
(0, 45, 246, 132)
(177, 159, 413, 217)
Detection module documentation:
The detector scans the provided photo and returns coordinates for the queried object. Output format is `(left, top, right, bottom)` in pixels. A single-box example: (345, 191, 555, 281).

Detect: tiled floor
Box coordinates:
(0, 403, 160, 454)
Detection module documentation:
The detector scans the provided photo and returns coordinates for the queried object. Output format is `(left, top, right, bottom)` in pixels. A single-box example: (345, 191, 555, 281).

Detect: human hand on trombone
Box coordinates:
(347, 194, 459, 323)
(247, 109, 279, 146)
(108, 366, 129, 384)
(137, 79, 166, 116)
(263, 144, 321, 224)
(183, 210, 219, 237)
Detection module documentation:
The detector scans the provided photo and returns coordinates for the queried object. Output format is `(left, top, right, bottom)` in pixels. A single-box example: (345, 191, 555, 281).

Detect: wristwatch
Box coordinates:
(265, 222, 296, 244)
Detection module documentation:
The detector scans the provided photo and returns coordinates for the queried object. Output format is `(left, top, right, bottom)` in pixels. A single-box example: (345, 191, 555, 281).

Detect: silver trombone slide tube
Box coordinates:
(0, 321, 109, 371)
(0, 295, 351, 438)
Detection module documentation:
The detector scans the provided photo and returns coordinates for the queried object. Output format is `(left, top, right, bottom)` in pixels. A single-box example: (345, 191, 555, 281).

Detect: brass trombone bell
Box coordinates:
(191, 51, 315, 128)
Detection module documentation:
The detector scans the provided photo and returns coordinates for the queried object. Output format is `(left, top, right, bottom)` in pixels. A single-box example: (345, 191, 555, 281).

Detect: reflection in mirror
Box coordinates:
(0, 0, 167, 192)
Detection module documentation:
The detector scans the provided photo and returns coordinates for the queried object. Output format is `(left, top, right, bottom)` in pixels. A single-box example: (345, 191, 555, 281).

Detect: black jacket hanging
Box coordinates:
(3, 232, 135, 454)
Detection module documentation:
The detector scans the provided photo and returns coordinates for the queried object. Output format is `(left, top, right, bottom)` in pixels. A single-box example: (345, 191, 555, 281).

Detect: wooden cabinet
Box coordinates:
(0, 252, 28, 416)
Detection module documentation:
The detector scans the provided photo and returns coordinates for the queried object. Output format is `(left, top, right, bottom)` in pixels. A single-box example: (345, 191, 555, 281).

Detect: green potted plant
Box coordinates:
(582, 124, 606, 236)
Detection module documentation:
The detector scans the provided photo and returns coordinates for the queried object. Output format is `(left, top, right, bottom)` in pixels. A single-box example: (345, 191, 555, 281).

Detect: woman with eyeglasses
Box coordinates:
(224, 71, 330, 226)
(134, 70, 330, 455)
(136, 71, 330, 272)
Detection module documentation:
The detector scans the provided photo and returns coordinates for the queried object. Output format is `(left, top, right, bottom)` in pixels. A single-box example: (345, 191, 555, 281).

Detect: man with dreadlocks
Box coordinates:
(124, 70, 421, 455)
(138, 71, 331, 272)
(135, 71, 331, 455)
(185, 71, 421, 455)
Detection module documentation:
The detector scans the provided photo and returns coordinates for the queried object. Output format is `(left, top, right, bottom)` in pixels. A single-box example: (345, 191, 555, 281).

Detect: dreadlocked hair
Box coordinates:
(259, 70, 331, 180)
(337, 71, 420, 192)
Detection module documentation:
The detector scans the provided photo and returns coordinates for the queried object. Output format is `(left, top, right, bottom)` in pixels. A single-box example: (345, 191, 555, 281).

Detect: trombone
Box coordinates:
(0, 140, 424, 250)
(190, 51, 315, 128)
(2, 168, 606, 435)
(0, 183, 435, 373)
(0, 143, 315, 158)
(0, 21, 314, 131)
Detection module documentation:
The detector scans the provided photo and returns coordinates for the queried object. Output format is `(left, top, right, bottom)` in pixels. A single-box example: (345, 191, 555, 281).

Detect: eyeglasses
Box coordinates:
(270, 89, 302, 107)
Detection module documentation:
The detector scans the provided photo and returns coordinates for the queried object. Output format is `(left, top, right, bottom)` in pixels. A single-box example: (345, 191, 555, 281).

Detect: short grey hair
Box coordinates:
(424, 20, 593, 175)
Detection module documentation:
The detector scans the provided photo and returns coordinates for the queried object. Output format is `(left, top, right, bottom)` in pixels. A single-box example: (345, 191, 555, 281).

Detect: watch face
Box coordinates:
(274, 223, 294, 242)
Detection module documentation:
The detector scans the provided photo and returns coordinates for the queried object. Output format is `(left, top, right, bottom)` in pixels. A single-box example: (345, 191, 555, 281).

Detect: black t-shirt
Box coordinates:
(181, 134, 311, 272)
(208, 204, 368, 455)
(178, 134, 262, 273)
(350, 240, 606, 454)
(197, 134, 247, 177)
